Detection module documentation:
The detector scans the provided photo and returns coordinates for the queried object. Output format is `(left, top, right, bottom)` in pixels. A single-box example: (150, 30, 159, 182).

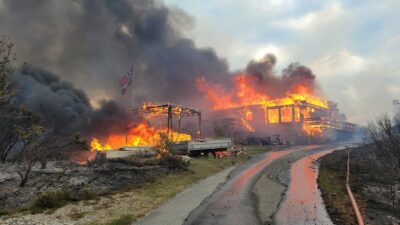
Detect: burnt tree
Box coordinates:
(366, 113, 400, 209)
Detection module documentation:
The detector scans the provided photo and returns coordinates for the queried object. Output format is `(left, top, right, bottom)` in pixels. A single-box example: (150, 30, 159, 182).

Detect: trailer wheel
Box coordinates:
(206, 152, 214, 158)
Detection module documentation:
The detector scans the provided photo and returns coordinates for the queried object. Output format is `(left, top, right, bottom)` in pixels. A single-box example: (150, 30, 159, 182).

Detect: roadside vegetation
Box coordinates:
(93, 214, 135, 225)
(318, 150, 358, 225)
(319, 113, 400, 225)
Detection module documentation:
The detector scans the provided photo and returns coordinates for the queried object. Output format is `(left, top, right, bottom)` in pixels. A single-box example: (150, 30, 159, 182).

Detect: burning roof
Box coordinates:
(196, 55, 355, 139)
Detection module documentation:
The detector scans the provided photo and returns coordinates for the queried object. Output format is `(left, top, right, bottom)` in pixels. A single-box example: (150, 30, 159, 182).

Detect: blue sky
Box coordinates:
(164, 0, 400, 124)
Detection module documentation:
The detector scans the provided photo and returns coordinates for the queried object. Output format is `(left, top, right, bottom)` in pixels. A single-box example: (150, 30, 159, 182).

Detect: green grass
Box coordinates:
(31, 191, 73, 212)
(0, 208, 20, 217)
(29, 189, 100, 213)
(91, 214, 135, 225)
(318, 151, 357, 225)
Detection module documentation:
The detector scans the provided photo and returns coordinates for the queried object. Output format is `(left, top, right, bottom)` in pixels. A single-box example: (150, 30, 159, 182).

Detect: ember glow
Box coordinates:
(90, 122, 191, 150)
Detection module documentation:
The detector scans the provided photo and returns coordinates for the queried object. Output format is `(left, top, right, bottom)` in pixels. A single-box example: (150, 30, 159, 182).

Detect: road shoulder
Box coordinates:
(133, 166, 235, 225)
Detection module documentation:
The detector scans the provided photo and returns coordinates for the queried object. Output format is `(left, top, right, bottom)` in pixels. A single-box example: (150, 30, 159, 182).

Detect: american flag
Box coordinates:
(118, 67, 134, 95)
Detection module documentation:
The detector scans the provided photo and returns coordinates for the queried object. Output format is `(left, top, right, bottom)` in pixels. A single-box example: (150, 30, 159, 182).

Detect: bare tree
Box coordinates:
(17, 125, 44, 187)
(366, 113, 400, 209)
(0, 36, 88, 187)
(15, 107, 88, 187)
(0, 35, 20, 162)
(0, 35, 17, 117)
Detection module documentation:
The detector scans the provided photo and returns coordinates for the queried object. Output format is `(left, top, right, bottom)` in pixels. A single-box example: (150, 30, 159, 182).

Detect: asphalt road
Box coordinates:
(274, 149, 336, 225)
(133, 166, 235, 225)
(184, 145, 345, 225)
(183, 148, 296, 225)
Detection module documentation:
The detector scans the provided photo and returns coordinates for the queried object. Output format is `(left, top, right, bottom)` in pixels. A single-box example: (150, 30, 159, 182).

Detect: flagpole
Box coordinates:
(131, 67, 135, 107)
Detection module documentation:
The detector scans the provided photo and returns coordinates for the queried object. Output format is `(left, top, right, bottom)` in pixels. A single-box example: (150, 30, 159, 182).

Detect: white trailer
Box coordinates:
(100, 146, 156, 159)
(98, 138, 233, 159)
(185, 138, 233, 156)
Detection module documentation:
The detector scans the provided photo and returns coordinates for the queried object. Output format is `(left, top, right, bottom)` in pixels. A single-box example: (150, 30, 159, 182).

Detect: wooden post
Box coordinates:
(177, 110, 182, 142)
(131, 66, 135, 107)
(198, 112, 202, 139)
(292, 105, 295, 123)
(167, 105, 172, 140)
(125, 125, 128, 146)
(278, 108, 282, 123)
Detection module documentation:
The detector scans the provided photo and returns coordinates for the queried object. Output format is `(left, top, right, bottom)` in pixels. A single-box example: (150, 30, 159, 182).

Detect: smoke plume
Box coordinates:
(0, 0, 231, 137)
(244, 53, 320, 98)
(0, 0, 324, 139)
(0, 0, 228, 108)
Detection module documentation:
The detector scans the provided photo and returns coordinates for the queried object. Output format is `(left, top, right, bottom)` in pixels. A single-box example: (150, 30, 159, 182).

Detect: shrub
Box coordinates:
(31, 190, 73, 212)
(30, 189, 99, 212)
(154, 133, 176, 157)
(103, 214, 135, 225)
(160, 155, 189, 171)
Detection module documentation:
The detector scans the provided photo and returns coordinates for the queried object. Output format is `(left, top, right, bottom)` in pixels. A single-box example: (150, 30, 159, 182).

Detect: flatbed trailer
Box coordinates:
(180, 138, 233, 156)
(98, 138, 233, 159)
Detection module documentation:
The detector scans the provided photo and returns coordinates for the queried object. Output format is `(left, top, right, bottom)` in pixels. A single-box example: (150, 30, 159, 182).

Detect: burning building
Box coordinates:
(197, 54, 356, 144)
(89, 54, 356, 150)
(209, 101, 356, 144)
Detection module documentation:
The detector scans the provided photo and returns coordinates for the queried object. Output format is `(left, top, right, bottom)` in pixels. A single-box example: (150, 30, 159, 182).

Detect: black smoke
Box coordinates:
(0, 0, 230, 137)
(1, 0, 324, 140)
(0, 0, 228, 108)
(244, 53, 321, 98)
(12, 65, 92, 132)
(12, 65, 137, 138)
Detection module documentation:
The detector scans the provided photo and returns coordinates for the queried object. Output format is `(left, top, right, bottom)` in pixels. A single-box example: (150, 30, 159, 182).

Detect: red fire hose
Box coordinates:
(346, 151, 365, 225)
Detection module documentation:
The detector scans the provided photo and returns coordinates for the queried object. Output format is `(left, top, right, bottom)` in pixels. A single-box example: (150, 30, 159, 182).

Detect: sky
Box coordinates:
(163, 0, 400, 124)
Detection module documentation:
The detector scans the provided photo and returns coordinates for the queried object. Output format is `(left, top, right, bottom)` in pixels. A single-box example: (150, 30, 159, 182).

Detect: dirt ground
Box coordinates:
(0, 158, 169, 209)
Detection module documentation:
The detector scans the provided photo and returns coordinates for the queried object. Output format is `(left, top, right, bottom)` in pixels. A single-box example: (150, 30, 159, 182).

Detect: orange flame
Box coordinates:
(196, 74, 328, 136)
(196, 75, 327, 109)
(90, 122, 191, 150)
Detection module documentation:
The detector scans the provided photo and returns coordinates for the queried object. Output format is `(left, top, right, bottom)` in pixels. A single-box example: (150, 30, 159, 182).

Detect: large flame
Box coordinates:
(196, 73, 328, 136)
(196, 74, 327, 109)
(90, 122, 191, 150)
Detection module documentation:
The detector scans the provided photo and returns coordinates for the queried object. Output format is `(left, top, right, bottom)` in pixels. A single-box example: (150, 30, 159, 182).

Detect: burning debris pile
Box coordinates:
(90, 103, 200, 151)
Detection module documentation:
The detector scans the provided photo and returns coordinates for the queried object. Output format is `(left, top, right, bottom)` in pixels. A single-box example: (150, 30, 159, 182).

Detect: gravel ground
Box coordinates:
(0, 190, 147, 225)
(252, 174, 285, 224)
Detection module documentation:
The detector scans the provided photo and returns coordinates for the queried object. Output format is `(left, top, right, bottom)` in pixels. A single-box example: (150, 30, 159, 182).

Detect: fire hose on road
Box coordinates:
(346, 150, 365, 225)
